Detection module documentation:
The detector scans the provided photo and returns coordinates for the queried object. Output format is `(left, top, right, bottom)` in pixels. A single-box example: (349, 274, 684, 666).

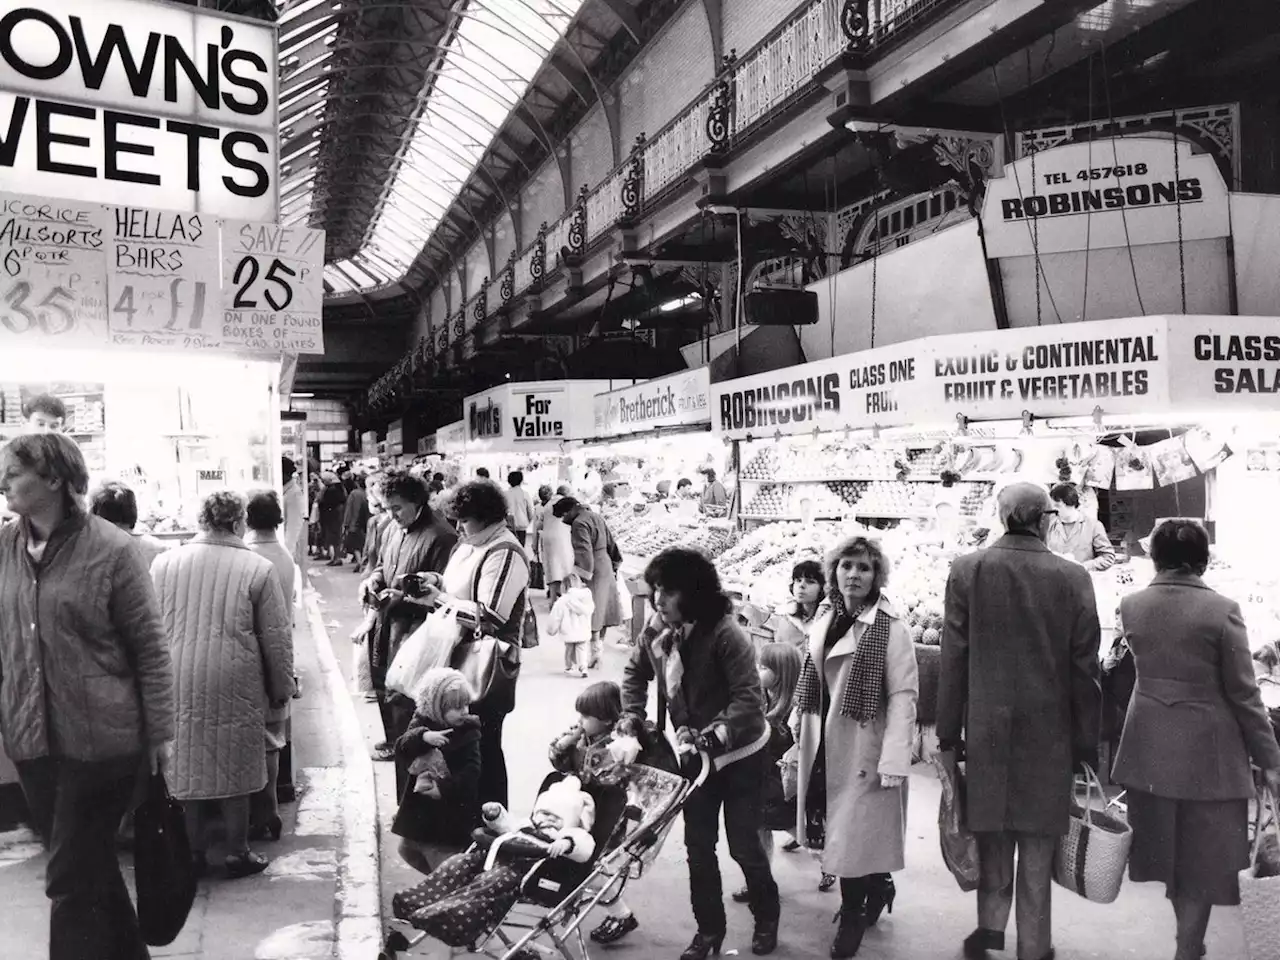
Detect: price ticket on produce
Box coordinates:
(107, 206, 218, 351)
(221, 221, 325, 355)
(0, 193, 109, 347)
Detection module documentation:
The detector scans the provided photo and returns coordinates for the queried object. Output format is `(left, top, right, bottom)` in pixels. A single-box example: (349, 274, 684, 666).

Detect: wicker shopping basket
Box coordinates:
(1240, 789, 1280, 960)
(1052, 763, 1132, 904)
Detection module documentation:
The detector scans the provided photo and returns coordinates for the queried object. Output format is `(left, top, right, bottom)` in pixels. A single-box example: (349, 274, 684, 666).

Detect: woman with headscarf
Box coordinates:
(794, 536, 919, 959)
(151, 491, 295, 878)
(539, 484, 575, 602)
(0, 434, 174, 958)
(553, 496, 623, 669)
(318, 471, 347, 564)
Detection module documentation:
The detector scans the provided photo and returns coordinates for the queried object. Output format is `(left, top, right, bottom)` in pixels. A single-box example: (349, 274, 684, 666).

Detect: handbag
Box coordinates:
(1240, 789, 1280, 960)
(932, 750, 980, 892)
(133, 772, 197, 946)
(385, 603, 464, 698)
(451, 635, 520, 706)
(529, 559, 546, 591)
(1052, 763, 1133, 904)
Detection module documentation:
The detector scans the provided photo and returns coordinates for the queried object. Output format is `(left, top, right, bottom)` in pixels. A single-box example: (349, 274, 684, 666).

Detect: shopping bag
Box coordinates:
(529, 560, 546, 591)
(386, 604, 463, 698)
(451, 636, 520, 705)
(1052, 763, 1132, 904)
(932, 750, 980, 892)
(353, 641, 374, 695)
(615, 569, 633, 624)
(520, 601, 540, 650)
(133, 772, 197, 946)
(1240, 789, 1280, 959)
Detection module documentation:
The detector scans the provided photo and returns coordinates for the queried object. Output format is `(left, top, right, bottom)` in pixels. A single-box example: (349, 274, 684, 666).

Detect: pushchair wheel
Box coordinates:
(383, 929, 411, 954)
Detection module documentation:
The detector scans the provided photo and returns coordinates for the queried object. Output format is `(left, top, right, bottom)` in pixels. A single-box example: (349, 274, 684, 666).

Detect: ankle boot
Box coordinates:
(830, 908, 866, 959)
(680, 931, 724, 960)
(864, 874, 896, 925)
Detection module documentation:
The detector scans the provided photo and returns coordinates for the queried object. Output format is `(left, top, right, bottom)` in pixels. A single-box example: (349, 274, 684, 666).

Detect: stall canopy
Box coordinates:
(711, 315, 1280, 440)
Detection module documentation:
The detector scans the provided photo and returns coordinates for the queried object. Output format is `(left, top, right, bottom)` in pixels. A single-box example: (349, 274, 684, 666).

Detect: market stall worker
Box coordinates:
(23, 394, 66, 434)
(700, 468, 728, 510)
(1046, 482, 1116, 571)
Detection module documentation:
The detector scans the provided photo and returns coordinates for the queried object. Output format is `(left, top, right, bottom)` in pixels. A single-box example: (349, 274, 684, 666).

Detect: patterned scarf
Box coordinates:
(795, 593, 892, 723)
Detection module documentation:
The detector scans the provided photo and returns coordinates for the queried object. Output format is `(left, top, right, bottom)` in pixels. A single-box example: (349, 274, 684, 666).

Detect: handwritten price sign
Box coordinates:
(221, 221, 325, 355)
(107, 207, 220, 351)
(0, 193, 109, 346)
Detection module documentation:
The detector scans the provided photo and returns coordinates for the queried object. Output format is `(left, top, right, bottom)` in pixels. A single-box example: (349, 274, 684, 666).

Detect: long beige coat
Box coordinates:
(795, 597, 918, 877)
(152, 533, 294, 800)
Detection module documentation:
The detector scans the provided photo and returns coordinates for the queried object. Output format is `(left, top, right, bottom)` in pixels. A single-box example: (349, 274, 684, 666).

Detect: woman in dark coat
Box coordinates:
(1114, 519, 1280, 960)
(553, 497, 623, 669)
(318, 472, 347, 562)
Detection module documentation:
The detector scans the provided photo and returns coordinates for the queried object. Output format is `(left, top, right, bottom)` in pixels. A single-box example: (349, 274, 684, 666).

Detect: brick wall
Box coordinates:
(493, 209, 518, 266)
(520, 158, 568, 239)
(619, 2, 715, 147)
(571, 105, 616, 189)
(723, 0, 806, 58)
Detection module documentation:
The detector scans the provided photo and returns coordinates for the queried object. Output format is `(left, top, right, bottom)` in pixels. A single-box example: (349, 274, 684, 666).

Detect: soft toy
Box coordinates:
(408, 748, 449, 796)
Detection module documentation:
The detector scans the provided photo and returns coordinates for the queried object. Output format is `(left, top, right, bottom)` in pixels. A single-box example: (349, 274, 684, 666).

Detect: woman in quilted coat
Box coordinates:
(0, 434, 174, 960)
(152, 491, 295, 879)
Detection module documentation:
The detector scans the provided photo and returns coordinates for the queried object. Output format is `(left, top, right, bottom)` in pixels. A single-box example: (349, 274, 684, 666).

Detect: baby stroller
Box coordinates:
(379, 750, 709, 960)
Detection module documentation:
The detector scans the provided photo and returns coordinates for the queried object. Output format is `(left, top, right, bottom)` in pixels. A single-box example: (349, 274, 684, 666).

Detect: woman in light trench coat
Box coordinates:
(794, 536, 918, 959)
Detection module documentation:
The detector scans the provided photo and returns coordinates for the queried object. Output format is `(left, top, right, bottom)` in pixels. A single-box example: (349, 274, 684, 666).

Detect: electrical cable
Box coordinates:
(1099, 42, 1147, 315)
(991, 64, 1063, 324)
(1171, 122, 1188, 314)
(1082, 52, 1094, 323)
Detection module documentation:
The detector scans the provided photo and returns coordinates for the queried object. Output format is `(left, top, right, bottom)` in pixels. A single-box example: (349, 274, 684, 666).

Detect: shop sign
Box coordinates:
(387, 419, 404, 456)
(221, 220, 325, 355)
(418, 435, 437, 455)
(195, 467, 226, 498)
(438, 420, 465, 454)
(593, 368, 711, 437)
(711, 342, 923, 440)
(1166, 315, 1280, 409)
(924, 317, 1171, 421)
(107, 205, 218, 351)
(0, 0, 278, 220)
(0, 192, 108, 347)
(981, 138, 1230, 259)
(510, 385, 567, 441)
(468, 394, 502, 441)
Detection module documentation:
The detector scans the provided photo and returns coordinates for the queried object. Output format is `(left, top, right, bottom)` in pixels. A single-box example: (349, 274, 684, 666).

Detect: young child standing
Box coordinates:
(391, 668, 483, 876)
(546, 571, 595, 678)
(547, 682, 640, 944)
(732, 642, 802, 902)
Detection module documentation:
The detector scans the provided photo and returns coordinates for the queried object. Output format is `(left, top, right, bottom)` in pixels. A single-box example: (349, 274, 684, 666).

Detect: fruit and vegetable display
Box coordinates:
(603, 504, 739, 560)
(743, 482, 861, 518)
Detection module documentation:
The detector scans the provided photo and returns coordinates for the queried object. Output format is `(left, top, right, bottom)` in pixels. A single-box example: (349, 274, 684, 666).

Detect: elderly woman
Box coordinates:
(794, 536, 918, 959)
(622, 547, 780, 960)
(361, 470, 458, 769)
(553, 496, 623, 668)
(416, 479, 531, 807)
(151, 491, 294, 878)
(0, 434, 174, 958)
(89, 479, 169, 568)
(244, 489, 297, 842)
(1114, 520, 1280, 960)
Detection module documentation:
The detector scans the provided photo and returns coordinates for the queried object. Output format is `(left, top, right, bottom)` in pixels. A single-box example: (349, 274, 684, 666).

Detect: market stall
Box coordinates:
(710, 315, 1280, 662)
(461, 379, 613, 492)
(586, 368, 739, 566)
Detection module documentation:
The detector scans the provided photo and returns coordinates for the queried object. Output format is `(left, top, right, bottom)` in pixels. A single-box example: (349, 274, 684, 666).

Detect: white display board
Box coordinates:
(221, 220, 325, 354)
(0, 0, 278, 219)
(465, 380, 615, 452)
(592, 367, 712, 437)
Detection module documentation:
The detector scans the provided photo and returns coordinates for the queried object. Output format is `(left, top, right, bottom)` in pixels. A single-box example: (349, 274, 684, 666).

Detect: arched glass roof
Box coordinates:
(275, 0, 584, 297)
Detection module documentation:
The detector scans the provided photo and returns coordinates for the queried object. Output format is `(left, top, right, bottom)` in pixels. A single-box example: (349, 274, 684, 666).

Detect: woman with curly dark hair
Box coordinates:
(413, 479, 530, 808)
(621, 547, 780, 960)
(151, 491, 295, 878)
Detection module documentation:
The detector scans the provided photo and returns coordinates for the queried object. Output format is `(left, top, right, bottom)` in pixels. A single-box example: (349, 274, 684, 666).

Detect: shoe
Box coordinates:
(326, 559, 342, 566)
(781, 839, 801, 853)
(225, 850, 269, 878)
(588, 659, 601, 670)
(864, 875, 895, 925)
(680, 931, 724, 960)
(752, 920, 778, 955)
(248, 815, 283, 843)
(819, 873, 836, 892)
(830, 908, 866, 959)
(589, 913, 639, 943)
(962, 929, 1006, 957)
(731, 885, 750, 903)
(292, 676, 302, 699)
(576, 669, 589, 678)
(372, 743, 395, 762)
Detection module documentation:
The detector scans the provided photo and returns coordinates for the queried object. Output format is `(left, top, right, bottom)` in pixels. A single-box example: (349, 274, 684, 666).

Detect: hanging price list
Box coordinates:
(221, 220, 325, 355)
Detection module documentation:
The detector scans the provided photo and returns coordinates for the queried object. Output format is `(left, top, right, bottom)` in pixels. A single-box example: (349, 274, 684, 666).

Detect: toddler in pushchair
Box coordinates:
(381, 705, 696, 960)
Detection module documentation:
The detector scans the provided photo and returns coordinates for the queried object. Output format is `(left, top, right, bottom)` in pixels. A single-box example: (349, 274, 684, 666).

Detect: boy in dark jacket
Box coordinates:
(392, 669, 482, 875)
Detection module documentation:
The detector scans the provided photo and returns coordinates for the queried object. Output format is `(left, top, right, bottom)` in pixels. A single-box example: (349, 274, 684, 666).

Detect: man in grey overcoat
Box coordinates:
(937, 482, 1102, 960)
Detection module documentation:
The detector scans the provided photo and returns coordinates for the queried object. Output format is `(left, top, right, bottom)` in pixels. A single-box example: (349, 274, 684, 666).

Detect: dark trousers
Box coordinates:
(682, 750, 779, 936)
(475, 705, 509, 807)
(17, 754, 149, 960)
(379, 693, 416, 796)
(975, 831, 1057, 960)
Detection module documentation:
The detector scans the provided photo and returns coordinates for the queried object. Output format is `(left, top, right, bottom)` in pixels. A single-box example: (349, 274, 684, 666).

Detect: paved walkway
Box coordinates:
(309, 562, 1251, 960)
(0, 573, 380, 960)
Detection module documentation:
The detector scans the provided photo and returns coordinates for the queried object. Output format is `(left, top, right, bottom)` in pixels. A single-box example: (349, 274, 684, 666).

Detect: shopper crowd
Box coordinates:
(3, 410, 1278, 960)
